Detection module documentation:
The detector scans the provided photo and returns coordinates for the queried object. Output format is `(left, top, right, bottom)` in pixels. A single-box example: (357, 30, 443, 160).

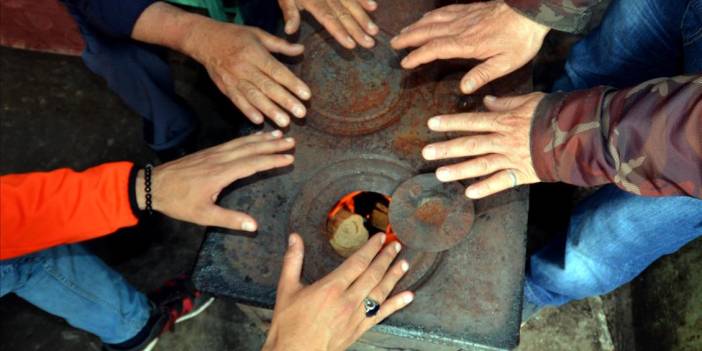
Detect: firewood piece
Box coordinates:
(328, 208, 369, 257)
(370, 203, 389, 230)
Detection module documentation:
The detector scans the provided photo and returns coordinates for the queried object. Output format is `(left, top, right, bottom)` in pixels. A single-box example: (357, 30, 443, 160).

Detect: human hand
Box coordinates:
(390, 1, 550, 94)
(263, 233, 414, 351)
(422, 93, 545, 199)
(136, 131, 294, 231)
(183, 21, 311, 127)
(278, 0, 380, 49)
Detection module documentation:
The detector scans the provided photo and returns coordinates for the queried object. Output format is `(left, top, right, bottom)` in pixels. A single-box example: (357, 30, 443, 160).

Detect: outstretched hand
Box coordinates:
(263, 233, 414, 351)
(423, 93, 545, 198)
(391, 1, 549, 94)
(136, 131, 295, 231)
(278, 0, 380, 49)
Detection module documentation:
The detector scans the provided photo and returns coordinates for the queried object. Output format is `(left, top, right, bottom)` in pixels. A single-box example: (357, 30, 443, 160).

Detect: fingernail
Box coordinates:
(464, 80, 475, 93)
(466, 188, 479, 199)
(285, 22, 294, 34)
(242, 220, 257, 232)
(403, 294, 414, 304)
(428, 117, 441, 129)
(394, 242, 402, 253)
(368, 22, 378, 33)
(271, 130, 283, 137)
(401, 261, 409, 272)
(400, 26, 409, 33)
(401, 57, 408, 66)
(364, 35, 374, 44)
(284, 154, 295, 161)
(485, 95, 496, 102)
(346, 36, 355, 47)
(436, 167, 451, 181)
(254, 131, 263, 135)
(275, 113, 289, 127)
(288, 235, 296, 247)
(284, 137, 295, 143)
(422, 145, 436, 160)
(253, 113, 264, 124)
(380, 233, 387, 244)
(298, 88, 311, 100)
(368, 0, 377, 8)
(292, 105, 306, 118)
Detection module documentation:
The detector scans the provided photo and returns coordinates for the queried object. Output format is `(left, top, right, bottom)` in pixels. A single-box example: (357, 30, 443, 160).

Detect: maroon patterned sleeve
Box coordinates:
(505, 0, 603, 33)
(530, 75, 702, 198)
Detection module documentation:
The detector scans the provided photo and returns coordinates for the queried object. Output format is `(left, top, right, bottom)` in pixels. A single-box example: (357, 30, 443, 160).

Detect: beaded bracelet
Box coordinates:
(144, 164, 153, 215)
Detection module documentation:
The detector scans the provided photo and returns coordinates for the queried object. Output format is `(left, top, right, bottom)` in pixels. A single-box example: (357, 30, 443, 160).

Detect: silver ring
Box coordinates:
(363, 297, 380, 317)
(507, 169, 518, 188)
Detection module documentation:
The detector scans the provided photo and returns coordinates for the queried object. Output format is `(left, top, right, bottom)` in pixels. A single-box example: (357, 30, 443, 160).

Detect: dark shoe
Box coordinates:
(103, 276, 215, 351)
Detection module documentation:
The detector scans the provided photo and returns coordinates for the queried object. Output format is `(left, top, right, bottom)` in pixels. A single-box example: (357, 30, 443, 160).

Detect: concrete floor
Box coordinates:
(0, 45, 700, 351)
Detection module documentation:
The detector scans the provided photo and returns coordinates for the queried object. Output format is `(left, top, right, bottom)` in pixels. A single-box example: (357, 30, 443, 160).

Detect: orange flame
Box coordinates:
(328, 191, 362, 219)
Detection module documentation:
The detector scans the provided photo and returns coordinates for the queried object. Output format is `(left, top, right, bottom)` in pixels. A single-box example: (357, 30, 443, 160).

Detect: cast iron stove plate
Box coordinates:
(194, 6, 531, 350)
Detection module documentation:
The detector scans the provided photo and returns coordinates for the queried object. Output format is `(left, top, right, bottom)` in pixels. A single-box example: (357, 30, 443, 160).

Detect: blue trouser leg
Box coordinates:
(526, 0, 702, 307)
(0, 245, 151, 344)
(68, 12, 196, 151)
(553, 0, 702, 91)
(525, 187, 702, 306)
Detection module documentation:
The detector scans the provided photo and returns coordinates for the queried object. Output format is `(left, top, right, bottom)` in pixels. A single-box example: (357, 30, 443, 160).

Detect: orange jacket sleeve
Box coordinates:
(1, 162, 140, 260)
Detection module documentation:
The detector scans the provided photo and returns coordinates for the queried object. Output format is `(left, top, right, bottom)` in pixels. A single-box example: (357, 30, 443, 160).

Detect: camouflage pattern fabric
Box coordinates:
(531, 75, 702, 198)
(505, 0, 603, 33)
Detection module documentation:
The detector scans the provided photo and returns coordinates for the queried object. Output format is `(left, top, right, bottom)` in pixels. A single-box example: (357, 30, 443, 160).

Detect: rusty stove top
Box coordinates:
(194, 1, 531, 349)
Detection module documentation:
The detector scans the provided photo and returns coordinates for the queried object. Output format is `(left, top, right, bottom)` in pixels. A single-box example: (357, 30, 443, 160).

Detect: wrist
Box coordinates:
(135, 169, 147, 211)
(132, 2, 213, 57)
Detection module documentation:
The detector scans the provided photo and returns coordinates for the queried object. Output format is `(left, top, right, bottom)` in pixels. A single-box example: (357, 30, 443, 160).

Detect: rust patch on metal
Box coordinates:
(415, 198, 447, 226)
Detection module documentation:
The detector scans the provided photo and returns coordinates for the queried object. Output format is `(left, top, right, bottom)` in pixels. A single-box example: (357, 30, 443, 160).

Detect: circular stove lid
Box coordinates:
(298, 31, 409, 136)
(389, 173, 475, 252)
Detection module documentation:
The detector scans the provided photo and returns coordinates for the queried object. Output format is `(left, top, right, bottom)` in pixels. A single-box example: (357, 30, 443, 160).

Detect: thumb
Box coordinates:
(483, 94, 533, 112)
(279, 0, 301, 35)
(201, 205, 258, 232)
(254, 29, 304, 56)
(277, 233, 305, 303)
(460, 57, 512, 94)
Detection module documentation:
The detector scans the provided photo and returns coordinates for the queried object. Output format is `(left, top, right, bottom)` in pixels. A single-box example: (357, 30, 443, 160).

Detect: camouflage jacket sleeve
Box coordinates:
(530, 75, 702, 198)
(505, 0, 603, 33)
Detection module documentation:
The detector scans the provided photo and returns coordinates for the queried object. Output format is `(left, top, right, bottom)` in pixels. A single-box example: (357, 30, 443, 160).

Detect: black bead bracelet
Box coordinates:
(144, 164, 153, 215)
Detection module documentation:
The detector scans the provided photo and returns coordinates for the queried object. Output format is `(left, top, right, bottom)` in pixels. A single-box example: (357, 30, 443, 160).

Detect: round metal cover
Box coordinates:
(298, 31, 409, 136)
(389, 173, 475, 252)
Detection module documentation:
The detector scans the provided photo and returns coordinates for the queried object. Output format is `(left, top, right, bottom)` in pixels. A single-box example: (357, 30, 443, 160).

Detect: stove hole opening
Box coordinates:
(326, 191, 398, 258)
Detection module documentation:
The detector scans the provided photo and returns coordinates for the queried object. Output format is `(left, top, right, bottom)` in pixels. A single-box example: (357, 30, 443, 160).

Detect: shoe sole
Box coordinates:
(141, 297, 215, 351)
(176, 297, 215, 324)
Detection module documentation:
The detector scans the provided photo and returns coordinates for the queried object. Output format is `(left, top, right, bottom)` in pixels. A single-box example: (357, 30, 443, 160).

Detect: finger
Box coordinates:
(460, 57, 514, 94)
(483, 94, 533, 112)
(224, 136, 296, 161)
(238, 80, 291, 127)
(223, 153, 295, 182)
(213, 130, 284, 153)
(465, 169, 518, 199)
(435, 154, 510, 182)
(427, 113, 506, 133)
(357, 291, 414, 334)
(250, 71, 307, 119)
(331, 1, 375, 48)
(225, 84, 264, 124)
(277, 233, 305, 303)
(391, 22, 455, 49)
(253, 28, 305, 56)
(256, 55, 311, 101)
(200, 205, 258, 232)
(279, 0, 301, 34)
(401, 37, 470, 69)
(422, 134, 503, 160)
(332, 233, 386, 288)
(358, 0, 377, 12)
(341, 0, 379, 35)
(308, 2, 356, 48)
(366, 259, 409, 303)
(347, 241, 402, 300)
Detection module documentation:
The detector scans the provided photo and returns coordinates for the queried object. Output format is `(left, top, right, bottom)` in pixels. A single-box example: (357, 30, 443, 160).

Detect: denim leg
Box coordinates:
(525, 186, 702, 307)
(65, 10, 196, 151)
(0, 245, 151, 344)
(553, 0, 691, 91)
(682, 0, 702, 71)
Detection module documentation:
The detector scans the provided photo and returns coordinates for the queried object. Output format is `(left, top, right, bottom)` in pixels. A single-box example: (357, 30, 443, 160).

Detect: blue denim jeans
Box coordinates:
(525, 0, 702, 307)
(0, 245, 151, 344)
